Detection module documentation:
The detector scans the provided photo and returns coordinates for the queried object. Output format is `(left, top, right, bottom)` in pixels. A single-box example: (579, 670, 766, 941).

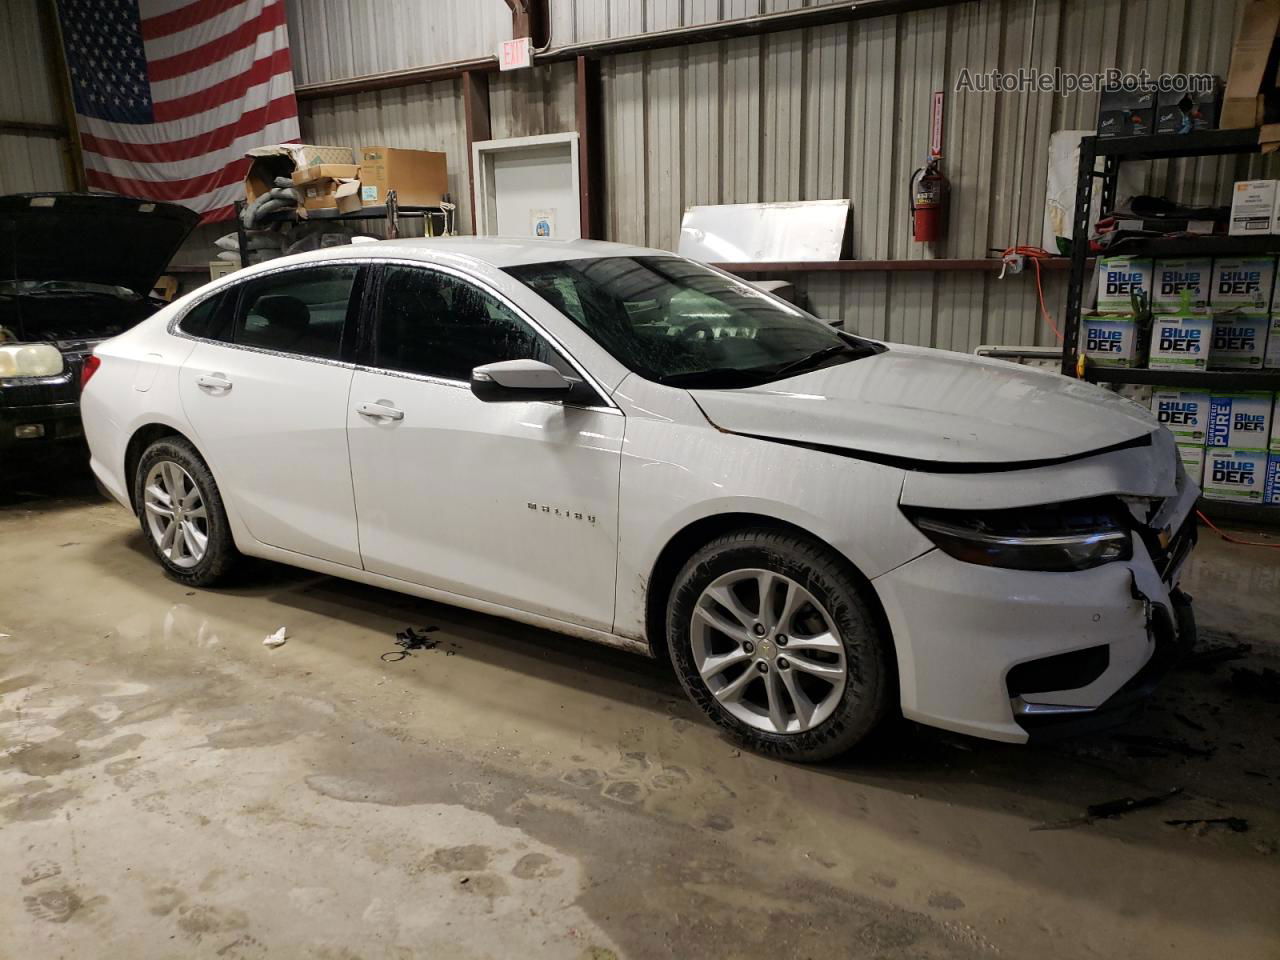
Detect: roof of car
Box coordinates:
(358, 236, 670, 268)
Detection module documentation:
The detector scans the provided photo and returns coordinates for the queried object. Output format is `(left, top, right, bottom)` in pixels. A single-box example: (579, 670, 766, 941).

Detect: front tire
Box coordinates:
(667, 528, 893, 762)
(134, 437, 238, 587)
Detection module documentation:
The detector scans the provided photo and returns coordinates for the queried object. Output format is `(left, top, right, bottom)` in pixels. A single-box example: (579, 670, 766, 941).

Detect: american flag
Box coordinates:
(56, 0, 300, 222)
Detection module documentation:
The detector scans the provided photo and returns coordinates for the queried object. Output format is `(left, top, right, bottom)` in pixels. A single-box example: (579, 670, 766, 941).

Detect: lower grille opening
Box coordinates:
(1006, 645, 1110, 698)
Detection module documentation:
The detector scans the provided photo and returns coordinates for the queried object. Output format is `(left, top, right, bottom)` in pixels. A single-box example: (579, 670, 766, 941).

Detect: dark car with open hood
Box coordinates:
(0, 192, 197, 457)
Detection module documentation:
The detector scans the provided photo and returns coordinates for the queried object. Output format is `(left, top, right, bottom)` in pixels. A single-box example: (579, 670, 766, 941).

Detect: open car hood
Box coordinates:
(689, 343, 1160, 470)
(0, 193, 198, 296)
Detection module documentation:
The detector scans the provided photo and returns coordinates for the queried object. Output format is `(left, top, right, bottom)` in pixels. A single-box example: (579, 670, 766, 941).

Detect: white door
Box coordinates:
(178, 263, 364, 567)
(347, 264, 623, 629)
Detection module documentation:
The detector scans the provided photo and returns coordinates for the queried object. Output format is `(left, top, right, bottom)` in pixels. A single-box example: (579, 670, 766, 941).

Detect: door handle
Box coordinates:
(357, 400, 404, 422)
(196, 373, 233, 392)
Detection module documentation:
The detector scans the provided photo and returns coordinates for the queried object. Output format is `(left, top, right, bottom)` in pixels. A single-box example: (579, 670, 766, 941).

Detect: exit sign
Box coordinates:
(499, 37, 532, 71)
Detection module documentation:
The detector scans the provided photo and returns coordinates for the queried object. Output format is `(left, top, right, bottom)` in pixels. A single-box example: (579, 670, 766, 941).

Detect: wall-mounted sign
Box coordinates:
(499, 37, 532, 71)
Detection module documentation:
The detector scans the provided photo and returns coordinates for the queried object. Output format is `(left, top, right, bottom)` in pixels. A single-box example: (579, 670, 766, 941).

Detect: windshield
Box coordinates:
(504, 256, 877, 387)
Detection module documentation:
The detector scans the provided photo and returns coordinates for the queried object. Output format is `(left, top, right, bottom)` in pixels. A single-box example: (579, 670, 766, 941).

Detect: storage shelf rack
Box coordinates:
(231, 189, 449, 264)
(1059, 128, 1279, 524)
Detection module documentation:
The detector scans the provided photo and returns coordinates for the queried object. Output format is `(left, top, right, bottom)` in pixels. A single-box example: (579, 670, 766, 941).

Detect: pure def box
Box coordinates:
(1210, 312, 1270, 368)
(1149, 313, 1212, 371)
(1210, 257, 1276, 310)
(1177, 443, 1206, 486)
(1273, 394, 1280, 454)
(1229, 181, 1277, 235)
(1082, 314, 1144, 367)
(1152, 389, 1210, 443)
(1266, 456, 1280, 505)
(1207, 392, 1273, 450)
(1096, 257, 1152, 312)
(1153, 258, 1211, 312)
(1203, 449, 1268, 503)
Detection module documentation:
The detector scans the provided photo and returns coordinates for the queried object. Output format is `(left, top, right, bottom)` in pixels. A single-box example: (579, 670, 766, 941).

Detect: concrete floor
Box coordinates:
(1, 454, 1278, 960)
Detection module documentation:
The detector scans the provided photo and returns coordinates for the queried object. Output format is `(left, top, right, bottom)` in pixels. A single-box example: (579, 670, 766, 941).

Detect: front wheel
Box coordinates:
(667, 528, 893, 762)
(134, 436, 239, 587)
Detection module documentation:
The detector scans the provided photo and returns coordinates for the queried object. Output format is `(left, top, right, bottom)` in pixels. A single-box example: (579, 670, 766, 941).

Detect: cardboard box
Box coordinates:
(1152, 389, 1211, 444)
(1210, 257, 1276, 310)
(1096, 256, 1153, 312)
(1097, 86, 1156, 138)
(1208, 391, 1274, 450)
(1177, 443, 1206, 487)
(1082, 314, 1146, 367)
(1149, 313, 1213, 371)
(1210, 312, 1270, 368)
(357, 146, 448, 207)
(1153, 258, 1212, 312)
(1221, 0, 1280, 128)
(291, 164, 363, 212)
(1266, 454, 1280, 503)
(1155, 80, 1224, 134)
(244, 144, 356, 204)
(1204, 448, 1268, 502)
(1267, 314, 1280, 366)
(1229, 180, 1277, 235)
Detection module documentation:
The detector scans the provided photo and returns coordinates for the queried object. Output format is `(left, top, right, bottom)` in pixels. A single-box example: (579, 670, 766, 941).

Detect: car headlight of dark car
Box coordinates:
(902, 497, 1132, 572)
(0, 343, 64, 378)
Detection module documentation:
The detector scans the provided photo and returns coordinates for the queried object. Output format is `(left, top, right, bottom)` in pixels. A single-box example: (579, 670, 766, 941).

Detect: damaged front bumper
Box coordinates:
(873, 432, 1200, 744)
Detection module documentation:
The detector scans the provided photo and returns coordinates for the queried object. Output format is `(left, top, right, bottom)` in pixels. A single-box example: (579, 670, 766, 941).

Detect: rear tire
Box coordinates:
(134, 437, 238, 587)
(667, 528, 893, 762)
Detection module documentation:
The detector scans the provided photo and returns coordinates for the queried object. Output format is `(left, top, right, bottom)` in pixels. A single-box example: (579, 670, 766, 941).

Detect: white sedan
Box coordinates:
(81, 238, 1198, 760)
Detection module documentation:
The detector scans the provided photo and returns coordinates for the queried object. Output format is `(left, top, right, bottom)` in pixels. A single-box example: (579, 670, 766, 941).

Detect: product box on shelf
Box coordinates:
(1152, 389, 1211, 444)
(1153, 258, 1212, 312)
(1177, 443, 1206, 486)
(1209, 311, 1270, 368)
(1096, 257, 1153, 313)
(1082, 313, 1146, 367)
(1266, 455, 1280, 505)
(1204, 449, 1268, 503)
(1210, 257, 1276, 310)
(1267, 314, 1280, 368)
(1149, 311, 1213, 371)
(1207, 392, 1273, 450)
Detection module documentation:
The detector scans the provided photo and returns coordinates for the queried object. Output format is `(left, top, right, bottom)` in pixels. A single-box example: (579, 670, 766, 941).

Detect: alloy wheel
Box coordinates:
(143, 460, 209, 570)
(690, 568, 848, 734)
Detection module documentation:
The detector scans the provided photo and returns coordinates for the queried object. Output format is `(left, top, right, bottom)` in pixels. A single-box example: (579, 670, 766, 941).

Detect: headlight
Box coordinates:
(903, 498, 1132, 572)
(0, 343, 64, 378)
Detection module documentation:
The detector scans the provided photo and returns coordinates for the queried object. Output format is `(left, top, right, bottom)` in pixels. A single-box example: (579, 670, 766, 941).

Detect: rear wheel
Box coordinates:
(667, 528, 893, 761)
(134, 437, 238, 587)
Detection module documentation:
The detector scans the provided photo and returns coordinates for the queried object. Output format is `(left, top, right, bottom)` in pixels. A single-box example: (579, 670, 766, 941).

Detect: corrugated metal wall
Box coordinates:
(0, 0, 74, 195)
(294, 0, 1266, 350)
(285, 0, 512, 84)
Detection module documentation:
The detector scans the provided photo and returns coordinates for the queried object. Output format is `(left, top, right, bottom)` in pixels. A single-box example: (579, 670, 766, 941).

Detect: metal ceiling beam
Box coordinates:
(0, 120, 67, 137)
(294, 0, 972, 101)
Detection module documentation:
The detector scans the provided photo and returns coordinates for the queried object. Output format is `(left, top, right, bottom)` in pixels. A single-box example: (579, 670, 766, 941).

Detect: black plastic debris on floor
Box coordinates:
(1166, 817, 1250, 833)
(382, 626, 440, 662)
(1033, 787, 1183, 831)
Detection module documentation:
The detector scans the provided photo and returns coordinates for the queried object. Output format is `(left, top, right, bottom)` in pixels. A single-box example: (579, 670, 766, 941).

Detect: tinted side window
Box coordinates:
(232, 265, 359, 360)
(374, 266, 570, 381)
(177, 289, 232, 341)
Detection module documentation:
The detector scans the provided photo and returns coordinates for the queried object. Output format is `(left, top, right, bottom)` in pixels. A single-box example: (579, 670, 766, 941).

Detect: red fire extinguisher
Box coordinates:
(910, 157, 948, 243)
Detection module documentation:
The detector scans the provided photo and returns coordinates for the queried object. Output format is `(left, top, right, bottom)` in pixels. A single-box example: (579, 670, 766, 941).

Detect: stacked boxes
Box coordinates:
(1152, 389, 1210, 485)
(1203, 392, 1273, 503)
(1085, 257, 1151, 368)
(1270, 395, 1280, 506)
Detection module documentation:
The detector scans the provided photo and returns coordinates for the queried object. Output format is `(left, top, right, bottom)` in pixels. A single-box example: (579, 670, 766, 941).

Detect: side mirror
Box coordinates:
(470, 359, 574, 403)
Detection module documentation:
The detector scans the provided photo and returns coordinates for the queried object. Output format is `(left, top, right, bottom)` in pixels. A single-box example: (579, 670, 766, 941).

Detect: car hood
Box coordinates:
(0, 193, 198, 296)
(689, 343, 1159, 469)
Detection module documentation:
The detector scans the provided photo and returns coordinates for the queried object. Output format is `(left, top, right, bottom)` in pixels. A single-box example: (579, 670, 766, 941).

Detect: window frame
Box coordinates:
(169, 260, 369, 367)
(356, 259, 616, 411)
